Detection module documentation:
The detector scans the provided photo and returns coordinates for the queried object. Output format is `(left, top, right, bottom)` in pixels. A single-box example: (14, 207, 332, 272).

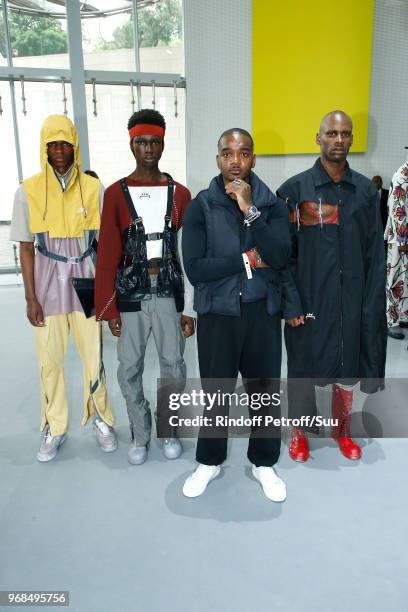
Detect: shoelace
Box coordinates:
(44, 432, 54, 444)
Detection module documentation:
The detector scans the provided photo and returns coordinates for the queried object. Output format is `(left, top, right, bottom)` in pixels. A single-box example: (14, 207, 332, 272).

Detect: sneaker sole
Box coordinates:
(128, 454, 148, 465)
(99, 443, 118, 453)
(37, 433, 67, 462)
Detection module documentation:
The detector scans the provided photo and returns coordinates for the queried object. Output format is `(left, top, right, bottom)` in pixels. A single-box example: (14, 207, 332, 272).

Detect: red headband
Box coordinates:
(129, 124, 165, 140)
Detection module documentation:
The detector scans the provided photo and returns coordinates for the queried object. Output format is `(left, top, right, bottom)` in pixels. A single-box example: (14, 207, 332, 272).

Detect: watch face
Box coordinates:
(249, 206, 257, 214)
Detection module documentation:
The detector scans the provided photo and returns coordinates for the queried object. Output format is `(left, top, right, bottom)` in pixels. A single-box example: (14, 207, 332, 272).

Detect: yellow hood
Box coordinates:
(23, 114, 100, 238)
(39, 114, 81, 171)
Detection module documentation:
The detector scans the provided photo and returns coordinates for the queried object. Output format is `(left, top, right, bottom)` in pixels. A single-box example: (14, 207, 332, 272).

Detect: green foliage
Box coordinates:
(138, 0, 182, 47)
(94, 20, 133, 51)
(94, 0, 182, 51)
(0, 0, 182, 58)
(0, 15, 5, 58)
(0, 11, 68, 58)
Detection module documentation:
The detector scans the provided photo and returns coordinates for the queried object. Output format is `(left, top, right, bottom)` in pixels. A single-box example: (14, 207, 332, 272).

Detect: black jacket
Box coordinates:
(182, 172, 291, 316)
(277, 159, 387, 390)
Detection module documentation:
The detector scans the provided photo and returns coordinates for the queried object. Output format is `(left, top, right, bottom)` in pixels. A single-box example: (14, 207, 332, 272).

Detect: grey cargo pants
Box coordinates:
(117, 294, 186, 446)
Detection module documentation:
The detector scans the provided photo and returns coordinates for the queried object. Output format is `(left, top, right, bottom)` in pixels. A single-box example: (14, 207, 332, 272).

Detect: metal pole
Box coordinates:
(3, 0, 23, 181)
(66, 0, 90, 169)
(132, 0, 142, 110)
(2, 0, 13, 66)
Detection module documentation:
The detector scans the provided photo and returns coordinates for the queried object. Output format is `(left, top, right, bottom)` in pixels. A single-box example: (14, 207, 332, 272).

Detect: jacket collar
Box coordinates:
(312, 157, 355, 187)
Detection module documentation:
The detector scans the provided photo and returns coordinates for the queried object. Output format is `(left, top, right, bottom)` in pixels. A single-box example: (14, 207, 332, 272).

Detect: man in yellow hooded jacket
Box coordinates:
(10, 115, 117, 461)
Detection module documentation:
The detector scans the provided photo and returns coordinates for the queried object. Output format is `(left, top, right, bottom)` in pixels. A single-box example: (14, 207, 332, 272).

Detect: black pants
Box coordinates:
(196, 300, 281, 467)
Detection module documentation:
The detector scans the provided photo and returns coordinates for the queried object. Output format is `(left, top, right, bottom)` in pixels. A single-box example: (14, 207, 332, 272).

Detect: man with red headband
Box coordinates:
(95, 108, 194, 465)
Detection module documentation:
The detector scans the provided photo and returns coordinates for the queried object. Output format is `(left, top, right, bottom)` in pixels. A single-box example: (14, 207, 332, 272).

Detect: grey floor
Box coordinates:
(1, 283, 408, 612)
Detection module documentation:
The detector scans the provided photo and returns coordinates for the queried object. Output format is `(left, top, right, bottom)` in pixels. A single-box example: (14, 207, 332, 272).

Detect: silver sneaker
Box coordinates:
(37, 427, 67, 462)
(93, 419, 117, 453)
(163, 438, 183, 460)
(128, 442, 148, 465)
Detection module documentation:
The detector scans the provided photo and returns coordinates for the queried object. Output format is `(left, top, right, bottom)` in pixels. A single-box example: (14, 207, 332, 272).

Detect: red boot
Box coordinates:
(289, 427, 309, 462)
(331, 385, 361, 460)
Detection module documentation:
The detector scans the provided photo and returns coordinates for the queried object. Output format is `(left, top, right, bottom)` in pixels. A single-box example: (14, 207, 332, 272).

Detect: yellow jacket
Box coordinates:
(23, 115, 100, 238)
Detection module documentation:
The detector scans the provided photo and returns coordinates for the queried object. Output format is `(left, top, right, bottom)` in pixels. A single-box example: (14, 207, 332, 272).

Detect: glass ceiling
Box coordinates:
(2, 1, 159, 18)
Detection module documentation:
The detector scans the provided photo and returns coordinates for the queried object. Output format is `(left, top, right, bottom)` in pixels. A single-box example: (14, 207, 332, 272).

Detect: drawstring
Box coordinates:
(43, 162, 86, 220)
(42, 164, 48, 221)
(77, 164, 87, 218)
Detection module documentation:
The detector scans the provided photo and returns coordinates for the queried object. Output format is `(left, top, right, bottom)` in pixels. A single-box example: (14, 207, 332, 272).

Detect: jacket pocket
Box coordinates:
(193, 283, 212, 314)
(266, 281, 282, 316)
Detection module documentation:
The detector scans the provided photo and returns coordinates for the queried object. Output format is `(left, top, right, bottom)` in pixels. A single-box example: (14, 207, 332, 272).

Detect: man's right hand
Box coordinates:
(286, 316, 305, 327)
(26, 298, 45, 327)
(108, 317, 122, 337)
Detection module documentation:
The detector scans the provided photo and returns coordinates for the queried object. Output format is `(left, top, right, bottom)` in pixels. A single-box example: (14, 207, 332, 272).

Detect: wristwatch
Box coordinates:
(244, 205, 258, 219)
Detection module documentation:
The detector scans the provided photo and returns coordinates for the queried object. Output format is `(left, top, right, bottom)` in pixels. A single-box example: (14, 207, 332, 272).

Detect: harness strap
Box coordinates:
(162, 173, 175, 226)
(119, 174, 175, 228)
(35, 230, 96, 264)
(119, 178, 141, 224)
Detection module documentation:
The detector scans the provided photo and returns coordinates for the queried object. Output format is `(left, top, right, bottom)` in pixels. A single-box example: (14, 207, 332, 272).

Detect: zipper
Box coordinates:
(339, 268, 344, 368)
(338, 198, 344, 368)
(97, 290, 116, 321)
(239, 214, 247, 301)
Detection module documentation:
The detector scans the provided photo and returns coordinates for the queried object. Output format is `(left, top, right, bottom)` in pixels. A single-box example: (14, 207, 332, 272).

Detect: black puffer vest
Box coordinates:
(115, 174, 184, 312)
(193, 174, 283, 316)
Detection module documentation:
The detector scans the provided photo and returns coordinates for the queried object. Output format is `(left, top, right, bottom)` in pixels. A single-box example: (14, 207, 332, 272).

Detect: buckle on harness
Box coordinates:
(67, 256, 80, 264)
(146, 232, 163, 241)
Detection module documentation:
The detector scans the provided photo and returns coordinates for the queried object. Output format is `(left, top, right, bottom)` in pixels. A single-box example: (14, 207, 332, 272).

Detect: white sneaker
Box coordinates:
(183, 464, 221, 498)
(37, 427, 67, 462)
(93, 419, 117, 453)
(252, 465, 287, 502)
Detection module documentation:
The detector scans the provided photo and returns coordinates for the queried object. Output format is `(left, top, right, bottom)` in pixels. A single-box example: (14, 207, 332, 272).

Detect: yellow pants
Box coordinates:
(33, 311, 114, 436)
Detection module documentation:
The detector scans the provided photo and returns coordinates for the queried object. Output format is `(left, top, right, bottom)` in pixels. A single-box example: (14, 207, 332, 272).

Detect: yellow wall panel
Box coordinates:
(252, 0, 375, 154)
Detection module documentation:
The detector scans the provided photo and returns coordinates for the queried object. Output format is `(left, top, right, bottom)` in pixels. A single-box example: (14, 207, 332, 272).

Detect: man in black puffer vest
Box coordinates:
(182, 128, 292, 502)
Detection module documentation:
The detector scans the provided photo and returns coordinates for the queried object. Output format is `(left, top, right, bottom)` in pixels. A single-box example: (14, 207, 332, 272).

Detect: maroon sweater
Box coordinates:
(95, 177, 191, 320)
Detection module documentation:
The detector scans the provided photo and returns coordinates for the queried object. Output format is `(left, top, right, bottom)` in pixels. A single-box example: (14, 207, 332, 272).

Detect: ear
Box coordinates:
(216, 154, 221, 170)
(129, 140, 136, 158)
(350, 133, 354, 147)
(315, 132, 321, 146)
(158, 140, 164, 160)
(252, 154, 256, 169)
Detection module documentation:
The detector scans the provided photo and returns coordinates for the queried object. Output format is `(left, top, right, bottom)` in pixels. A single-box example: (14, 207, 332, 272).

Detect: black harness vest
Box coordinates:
(115, 174, 184, 312)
